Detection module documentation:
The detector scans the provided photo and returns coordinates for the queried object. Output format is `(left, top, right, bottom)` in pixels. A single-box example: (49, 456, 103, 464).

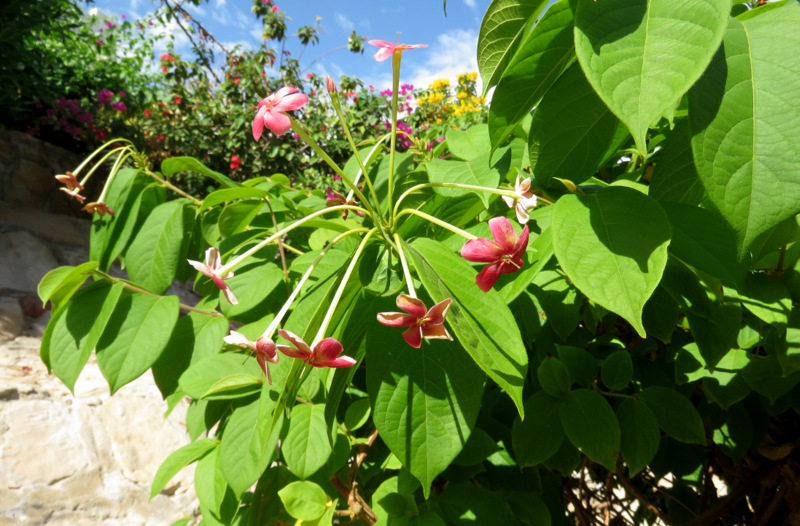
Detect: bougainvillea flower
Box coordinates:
(55, 171, 84, 191)
(377, 295, 453, 348)
(501, 174, 538, 224)
(276, 329, 356, 368)
(252, 86, 308, 140)
(224, 330, 278, 384)
(83, 201, 114, 216)
(326, 189, 365, 220)
(187, 247, 238, 305)
(461, 217, 529, 292)
(367, 40, 428, 62)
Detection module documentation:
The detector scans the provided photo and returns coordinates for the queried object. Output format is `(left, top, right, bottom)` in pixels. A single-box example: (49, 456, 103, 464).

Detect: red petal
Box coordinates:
(264, 111, 292, 135)
(278, 329, 313, 354)
(377, 312, 418, 327)
(402, 326, 423, 348)
(252, 105, 267, 141)
(421, 324, 452, 341)
(325, 356, 357, 368)
(396, 294, 427, 318)
(461, 238, 504, 263)
(314, 338, 345, 364)
(276, 344, 308, 360)
(512, 225, 530, 260)
(489, 217, 518, 253)
(424, 298, 451, 325)
(476, 263, 503, 292)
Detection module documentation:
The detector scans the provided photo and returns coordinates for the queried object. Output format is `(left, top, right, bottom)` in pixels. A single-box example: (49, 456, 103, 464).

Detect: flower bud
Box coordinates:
(326, 76, 336, 94)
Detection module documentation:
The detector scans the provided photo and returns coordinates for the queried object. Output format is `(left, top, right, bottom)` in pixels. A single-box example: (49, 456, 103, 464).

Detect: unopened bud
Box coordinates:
(326, 76, 337, 94)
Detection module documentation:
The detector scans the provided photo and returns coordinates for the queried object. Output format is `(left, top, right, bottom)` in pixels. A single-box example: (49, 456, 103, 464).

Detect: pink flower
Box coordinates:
(276, 330, 356, 368)
(501, 174, 538, 224)
(271, 5, 280, 12)
(224, 331, 278, 384)
(111, 102, 126, 112)
(461, 217, 529, 292)
(252, 86, 308, 139)
(104, 20, 115, 28)
(95, 40, 104, 46)
(83, 201, 114, 216)
(97, 89, 114, 104)
(55, 171, 83, 192)
(187, 247, 238, 305)
(377, 295, 453, 348)
(368, 40, 428, 62)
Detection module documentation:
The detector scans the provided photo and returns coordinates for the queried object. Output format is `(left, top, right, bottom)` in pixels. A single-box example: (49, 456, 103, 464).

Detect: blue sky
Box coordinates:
(91, 0, 492, 91)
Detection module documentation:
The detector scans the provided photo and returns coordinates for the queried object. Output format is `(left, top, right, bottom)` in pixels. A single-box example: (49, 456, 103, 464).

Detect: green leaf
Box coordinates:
(37, 262, 100, 315)
(426, 150, 509, 208)
(538, 357, 571, 398)
(125, 200, 192, 294)
(179, 353, 263, 399)
(489, 0, 575, 150)
(478, 0, 550, 94)
(552, 187, 671, 337)
(44, 281, 124, 390)
(601, 350, 633, 391)
(529, 62, 628, 188)
(195, 446, 228, 517)
(511, 390, 564, 467)
(559, 389, 620, 469)
(453, 428, 501, 466)
(161, 156, 239, 188)
(278, 481, 328, 521)
(557, 346, 598, 388)
(282, 403, 331, 480)
(95, 293, 180, 393)
(639, 386, 705, 445)
(371, 471, 420, 523)
(203, 374, 262, 400)
(150, 438, 217, 499)
(217, 201, 264, 238)
(575, 0, 730, 154)
(498, 227, 554, 305)
(367, 297, 485, 499)
(689, 4, 800, 257)
(686, 303, 742, 370)
(439, 483, 517, 525)
(219, 262, 284, 322)
(527, 266, 582, 341)
(733, 273, 792, 330)
(446, 124, 491, 161)
(649, 119, 705, 206)
(220, 400, 270, 497)
(408, 238, 528, 414)
(661, 202, 747, 286)
(344, 399, 371, 432)
(201, 187, 270, 211)
(617, 398, 660, 476)
(743, 355, 800, 403)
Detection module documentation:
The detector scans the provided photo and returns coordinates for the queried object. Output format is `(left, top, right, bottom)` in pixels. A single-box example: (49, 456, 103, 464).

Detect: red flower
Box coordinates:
(230, 154, 241, 170)
(276, 330, 356, 368)
(377, 295, 453, 348)
(224, 331, 278, 384)
(187, 247, 238, 305)
(157, 135, 165, 141)
(174, 97, 181, 105)
(461, 217, 529, 292)
(144, 108, 152, 117)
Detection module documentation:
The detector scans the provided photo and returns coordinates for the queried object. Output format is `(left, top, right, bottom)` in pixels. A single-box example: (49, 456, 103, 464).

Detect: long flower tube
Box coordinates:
(69, 138, 135, 183)
(394, 233, 416, 297)
(392, 182, 527, 220)
(216, 204, 367, 277)
(387, 51, 402, 226)
(75, 146, 131, 188)
(312, 228, 377, 347)
(83, 149, 136, 215)
(344, 133, 390, 204)
(394, 209, 478, 241)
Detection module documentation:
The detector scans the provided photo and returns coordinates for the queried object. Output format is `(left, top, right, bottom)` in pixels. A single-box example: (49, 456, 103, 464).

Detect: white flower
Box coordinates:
(502, 174, 538, 224)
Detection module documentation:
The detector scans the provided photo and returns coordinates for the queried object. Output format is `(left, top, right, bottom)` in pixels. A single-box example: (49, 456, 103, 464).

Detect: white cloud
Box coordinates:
(215, 0, 226, 6)
(335, 13, 355, 31)
(463, 0, 477, 7)
(408, 29, 480, 91)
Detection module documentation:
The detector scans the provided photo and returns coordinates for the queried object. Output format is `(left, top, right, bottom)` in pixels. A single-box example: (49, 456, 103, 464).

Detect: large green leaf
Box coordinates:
(478, 0, 550, 94)
(95, 293, 180, 393)
(489, 0, 575, 150)
(689, 4, 800, 258)
(282, 403, 331, 480)
(407, 238, 528, 414)
(161, 156, 239, 188)
(551, 186, 671, 337)
(219, 400, 271, 497)
(150, 438, 217, 499)
(367, 297, 485, 498)
(37, 261, 100, 315)
(575, 0, 730, 154)
(559, 388, 620, 469)
(529, 62, 629, 188)
(44, 281, 124, 390)
(125, 199, 192, 294)
(511, 390, 565, 467)
(617, 398, 659, 476)
(446, 124, 491, 161)
(178, 353, 263, 399)
(649, 119, 705, 206)
(426, 150, 509, 208)
(639, 386, 705, 445)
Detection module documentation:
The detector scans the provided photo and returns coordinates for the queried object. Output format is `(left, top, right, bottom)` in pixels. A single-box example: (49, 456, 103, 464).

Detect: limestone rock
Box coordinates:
(0, 231, 59, 293)
(0, 297, 23, 342)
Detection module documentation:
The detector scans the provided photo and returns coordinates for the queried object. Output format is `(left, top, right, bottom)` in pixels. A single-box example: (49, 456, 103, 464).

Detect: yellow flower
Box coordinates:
(456, 91, 468, 99)
(429, 92, 445, 104)
(432, 78, 450, 90)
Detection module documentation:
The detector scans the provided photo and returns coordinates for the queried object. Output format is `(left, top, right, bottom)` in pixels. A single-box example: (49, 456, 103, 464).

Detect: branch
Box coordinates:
(616, 467, 678, 526)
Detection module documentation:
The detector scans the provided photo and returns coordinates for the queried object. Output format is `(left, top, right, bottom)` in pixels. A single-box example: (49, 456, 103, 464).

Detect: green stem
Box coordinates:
(96, 150, 134, 203)
(345, 134, 390, 202)
(393, 233, 416, 297)
(393, 182, 519, 218)
(78, 146, 130, 188)
(72, 139, 134, 181)
(395, 209, 477, 240)
(145, 169, 202, 204)
(387, 51, 402, 226)
(312, 228, 376, 346)
(217, 204, 366, 276)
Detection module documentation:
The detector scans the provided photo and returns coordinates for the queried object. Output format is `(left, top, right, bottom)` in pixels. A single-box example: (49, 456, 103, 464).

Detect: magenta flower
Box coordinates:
(377, 295, 453, 348)
(502, 174, 538, 224)
(252, 86, 308, 139)
(224, 330, 278, 384)
(276, 330, 356, 368)
(187, 247, 238, 305)
(368, 40, 428, 62)
(461, 217, 529, 292)
(97, 89, 114, 104)
(111, 102, 126, 112)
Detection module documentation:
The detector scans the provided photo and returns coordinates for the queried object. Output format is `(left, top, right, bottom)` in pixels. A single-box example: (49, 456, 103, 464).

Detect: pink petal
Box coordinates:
(276, 344, 308, 360)
(476, 263, 503, 292)
(512, 225, 530, 260)
(224, 331, 254, 349)
(273, 86, 299, 100)
(424, 298, 451, 325)
(263, 111, 292, 135)
(256, 337, 277, 360)
(368, 39, 394, 48)
(221, 284, 239, 305)
(325, 356, 358, 368)
(461, 238, 505, 263)
(421, 324, 452, 341)
(489, 217, 518, 253)
(377, 312, 418, 328)
(373, 47, 395, 62)
(253, 105, 267, 141)
(278, 329, 313, 355)
(400, 44, 428, 50)
(402, 326, 423, 348)
(205, 247, 221, 269)
(187, 259, 213, 279)
(257, 355, 273, 385)
(396, 294, 427, 319)
(314, 338, 345, 364)
(274, 92, 308, 112)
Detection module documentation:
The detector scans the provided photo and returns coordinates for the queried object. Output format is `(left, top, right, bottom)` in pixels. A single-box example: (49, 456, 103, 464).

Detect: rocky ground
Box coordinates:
(0, 202, 199, 525)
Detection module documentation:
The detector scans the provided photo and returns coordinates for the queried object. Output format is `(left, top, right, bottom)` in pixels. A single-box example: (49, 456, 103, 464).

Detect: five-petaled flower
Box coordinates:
(276, 330, 356, 368)
(252, 86, 308, 139)
(502, 174, 537, 224)
(187, 247, 238, 305)
(224, 330, 278, 384)
(83, 201, 114, 216)
(377, 294, 453, 348)
(461, 217, 529, 292)
(367, 40, 428, 62)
